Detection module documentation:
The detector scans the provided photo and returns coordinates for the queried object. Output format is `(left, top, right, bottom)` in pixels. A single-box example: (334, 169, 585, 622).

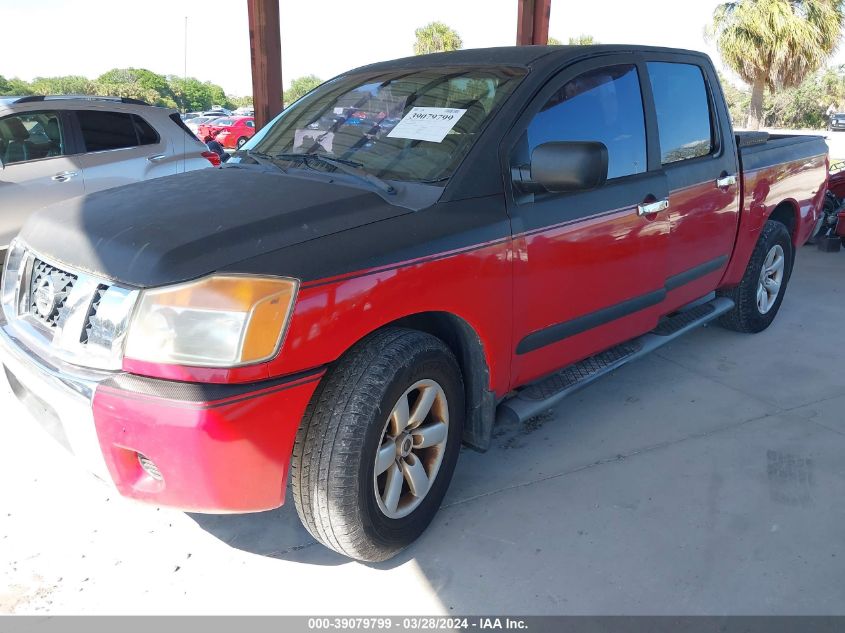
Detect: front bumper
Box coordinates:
(0, 316, 322, 513)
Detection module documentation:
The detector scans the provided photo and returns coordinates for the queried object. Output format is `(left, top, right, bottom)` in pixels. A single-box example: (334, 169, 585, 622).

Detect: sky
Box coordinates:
(2, 0, 845, 97)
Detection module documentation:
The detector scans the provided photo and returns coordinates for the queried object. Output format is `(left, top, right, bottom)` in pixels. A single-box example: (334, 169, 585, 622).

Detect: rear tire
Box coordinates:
(718, 220, 793, 333)
(291, 327, 464, 562)
(237, 136, 248, 148)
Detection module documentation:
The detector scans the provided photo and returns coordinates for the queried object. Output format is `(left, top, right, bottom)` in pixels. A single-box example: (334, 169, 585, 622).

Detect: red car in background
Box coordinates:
(825, 162, 845, 244)
(197, 116, 255, 149)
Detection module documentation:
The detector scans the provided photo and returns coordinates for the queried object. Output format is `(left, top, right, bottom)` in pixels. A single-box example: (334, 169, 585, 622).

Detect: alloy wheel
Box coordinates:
(757, 244, 785, 314)
(373, 379, 449, 519)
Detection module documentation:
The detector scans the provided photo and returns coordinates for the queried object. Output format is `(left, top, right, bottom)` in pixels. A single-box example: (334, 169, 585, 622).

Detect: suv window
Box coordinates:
(169, 113, 200, 141)
(132, 114, 159, 145)
(0, 111, 66, 165)
(77, 110, 138, 152)
(525, 64, 647, 180)
(647, 62, 713, 164)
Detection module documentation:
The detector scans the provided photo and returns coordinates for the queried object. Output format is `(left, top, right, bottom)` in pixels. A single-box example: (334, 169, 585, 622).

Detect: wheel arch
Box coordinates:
(384, 311, 497, 452)
(766, 199, 799, 247)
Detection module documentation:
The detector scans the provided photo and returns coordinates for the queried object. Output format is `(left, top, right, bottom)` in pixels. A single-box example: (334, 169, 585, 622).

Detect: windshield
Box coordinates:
(239, 65, 525, 183)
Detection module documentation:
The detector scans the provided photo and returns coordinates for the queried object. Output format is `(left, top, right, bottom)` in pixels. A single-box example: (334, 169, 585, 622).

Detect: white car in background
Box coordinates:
(0, 95, 219, 258)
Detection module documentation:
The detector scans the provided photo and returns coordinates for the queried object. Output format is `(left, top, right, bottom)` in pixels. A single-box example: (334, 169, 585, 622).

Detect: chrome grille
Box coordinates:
(80, 285, 107, 344)
(28, 259, 78, 328)
(1, 240, 140, 371)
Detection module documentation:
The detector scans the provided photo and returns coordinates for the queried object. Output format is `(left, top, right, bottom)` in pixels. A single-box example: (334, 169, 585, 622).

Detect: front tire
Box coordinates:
(291, 328, 465, 562)
(237, 136, 248, 148)
(718, 220, 793, 333)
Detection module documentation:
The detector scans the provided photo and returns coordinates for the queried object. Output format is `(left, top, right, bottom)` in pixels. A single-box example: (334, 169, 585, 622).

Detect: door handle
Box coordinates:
(637, 198, 669, 216)
(716, 174, 737, 188)
(51, 171, 78, 182)
(147, 154, 166, 162)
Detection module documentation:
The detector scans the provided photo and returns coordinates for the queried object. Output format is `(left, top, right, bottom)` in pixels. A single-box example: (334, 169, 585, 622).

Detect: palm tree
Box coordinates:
(707, 0, 845, 130)
(413, 22, 462, 55)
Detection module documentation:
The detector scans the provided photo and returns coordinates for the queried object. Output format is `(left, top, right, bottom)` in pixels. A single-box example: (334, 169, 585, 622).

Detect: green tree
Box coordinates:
(203, 81, 231, 109)
(707, 0, 845, 130)
(0, 76, 34, 95)
(229, 95, 254, 109)
(718, 72, 751, 124)
(284, 75, 322, 107)
(167, 77, 233, 112)
(763, 74, 827, 127)
(96, 68, 177, 107)
(167, 76, 210, 112)
(30, 75, 97, 96)
(547, 36, 562, 45)
(567, 34, 598, 45)
(413, 22, 462, 55)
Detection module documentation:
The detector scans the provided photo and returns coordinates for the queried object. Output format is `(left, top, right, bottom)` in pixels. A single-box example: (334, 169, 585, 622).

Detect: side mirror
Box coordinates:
(515, 141, 608, 193)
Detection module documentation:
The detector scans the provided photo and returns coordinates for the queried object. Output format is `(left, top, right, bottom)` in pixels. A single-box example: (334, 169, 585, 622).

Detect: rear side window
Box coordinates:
(77, 110, 137, 152)
(647, 62, 713, 164)
(132, 114, 159, 145)
(169, 113, 200, 140)
(525, 64, 647, 179)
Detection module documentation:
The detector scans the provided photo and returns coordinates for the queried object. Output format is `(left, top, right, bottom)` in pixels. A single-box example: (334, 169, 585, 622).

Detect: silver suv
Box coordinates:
(0, 96, 217, 258)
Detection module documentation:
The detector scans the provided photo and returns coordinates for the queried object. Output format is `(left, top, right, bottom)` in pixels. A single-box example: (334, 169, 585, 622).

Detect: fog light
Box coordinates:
(137, 453, 163, 480)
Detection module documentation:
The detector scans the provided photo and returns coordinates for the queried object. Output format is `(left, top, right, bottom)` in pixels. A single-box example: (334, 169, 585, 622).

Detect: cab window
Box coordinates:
(0, 111, 66, 165)
(647, 62, 714, 164)
(524, 65, 647, 180)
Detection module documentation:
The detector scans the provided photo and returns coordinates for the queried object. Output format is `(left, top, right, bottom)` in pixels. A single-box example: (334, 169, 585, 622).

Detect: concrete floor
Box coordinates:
(1, 246, 843, 615)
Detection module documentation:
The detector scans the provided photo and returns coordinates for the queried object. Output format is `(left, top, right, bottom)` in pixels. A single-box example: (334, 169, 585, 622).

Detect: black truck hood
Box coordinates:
(19, 168, 412, 288)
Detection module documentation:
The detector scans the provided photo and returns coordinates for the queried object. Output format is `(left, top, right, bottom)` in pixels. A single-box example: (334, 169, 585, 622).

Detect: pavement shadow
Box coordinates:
(188, 500, 347, 567)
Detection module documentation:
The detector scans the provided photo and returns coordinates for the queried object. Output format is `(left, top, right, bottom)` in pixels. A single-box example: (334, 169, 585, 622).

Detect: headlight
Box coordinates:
(124, 275, 298, 367)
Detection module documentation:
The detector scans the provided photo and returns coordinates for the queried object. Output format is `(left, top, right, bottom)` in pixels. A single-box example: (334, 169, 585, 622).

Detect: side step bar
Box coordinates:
(497, 296, 735, 425)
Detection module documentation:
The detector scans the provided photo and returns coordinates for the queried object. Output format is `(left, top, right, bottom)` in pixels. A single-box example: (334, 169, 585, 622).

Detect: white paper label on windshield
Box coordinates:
(387, 107, 467, 143)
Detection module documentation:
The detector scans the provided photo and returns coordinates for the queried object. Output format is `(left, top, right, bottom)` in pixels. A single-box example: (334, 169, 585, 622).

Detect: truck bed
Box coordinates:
(736, 131, 828, 172)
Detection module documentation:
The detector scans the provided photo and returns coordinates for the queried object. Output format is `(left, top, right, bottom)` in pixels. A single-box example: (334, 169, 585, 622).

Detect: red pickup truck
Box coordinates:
(0, 46, 827, 562)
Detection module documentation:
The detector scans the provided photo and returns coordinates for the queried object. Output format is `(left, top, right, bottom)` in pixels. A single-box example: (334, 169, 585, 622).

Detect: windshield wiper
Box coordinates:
(274, 152, 395, 194)
(241, 149, 288, 172)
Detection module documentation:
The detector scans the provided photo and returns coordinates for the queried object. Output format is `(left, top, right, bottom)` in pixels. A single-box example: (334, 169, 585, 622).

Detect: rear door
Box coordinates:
(643, 56, 741, 309)
(504, 55, 671, 387)
(0, 110, 85, 249)
(71, 109, 177, 192)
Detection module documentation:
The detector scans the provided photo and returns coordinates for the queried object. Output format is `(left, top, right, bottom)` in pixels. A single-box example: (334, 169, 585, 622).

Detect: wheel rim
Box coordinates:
(757, 244, 785, 314)
(237, 138, 246, 148)
(373, 379, 449, 519)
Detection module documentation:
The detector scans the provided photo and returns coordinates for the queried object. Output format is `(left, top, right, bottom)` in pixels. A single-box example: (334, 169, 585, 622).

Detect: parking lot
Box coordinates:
(0, 245, 842, 615)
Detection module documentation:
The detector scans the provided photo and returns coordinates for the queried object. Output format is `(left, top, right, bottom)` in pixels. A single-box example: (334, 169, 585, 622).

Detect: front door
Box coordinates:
(505, 56, 671, 387)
